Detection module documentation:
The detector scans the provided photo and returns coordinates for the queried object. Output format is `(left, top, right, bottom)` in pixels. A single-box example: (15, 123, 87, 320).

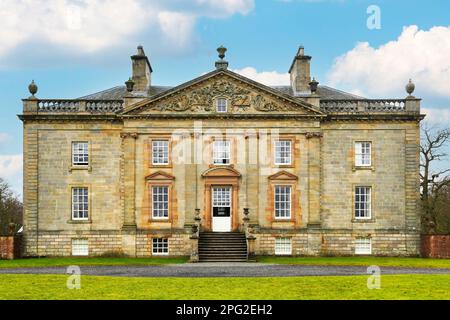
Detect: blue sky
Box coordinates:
(1, 0, 450, 196)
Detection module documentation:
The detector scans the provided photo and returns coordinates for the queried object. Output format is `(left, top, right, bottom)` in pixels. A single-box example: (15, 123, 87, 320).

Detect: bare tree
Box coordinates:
(0, 178, 23, 235)
(420, 126, 450, 233)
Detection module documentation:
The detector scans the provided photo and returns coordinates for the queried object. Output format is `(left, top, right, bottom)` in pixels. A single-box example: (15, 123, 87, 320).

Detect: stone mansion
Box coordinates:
(19, 45, 423, 260)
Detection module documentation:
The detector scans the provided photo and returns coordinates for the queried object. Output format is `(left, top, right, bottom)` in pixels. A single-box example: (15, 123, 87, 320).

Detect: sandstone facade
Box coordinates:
(19, 46, 423, 258)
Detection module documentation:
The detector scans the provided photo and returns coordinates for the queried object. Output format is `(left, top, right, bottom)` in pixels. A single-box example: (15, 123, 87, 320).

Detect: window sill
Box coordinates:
(210, 163, 233, 168)
(275, 164, 294, 168)
(352, 218, 376, 223)
(69, 165, 92, 173)
(149, 164, 172, 168)
(149, 218, 171, 222)
(273, 218, 295, 223)
(67, 219, 92, 224)
(352, 166, 374, 172)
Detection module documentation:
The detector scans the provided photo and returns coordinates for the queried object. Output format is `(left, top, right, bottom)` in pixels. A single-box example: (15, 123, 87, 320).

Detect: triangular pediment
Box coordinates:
(268, 170, 298, 181)
(145, 171, 175, 181)
(123, 70, 324, 117)
(201, 166, 241, 178)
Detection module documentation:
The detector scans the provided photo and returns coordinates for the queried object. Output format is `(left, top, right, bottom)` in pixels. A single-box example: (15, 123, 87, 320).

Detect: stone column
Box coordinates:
(120, 132, 138, 257)
(306, 132, 322, 228)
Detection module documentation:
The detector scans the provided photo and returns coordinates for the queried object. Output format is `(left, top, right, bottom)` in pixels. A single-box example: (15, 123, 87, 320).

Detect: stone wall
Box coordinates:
(0, 236, 22, 260)
(421, 235, 450, 258)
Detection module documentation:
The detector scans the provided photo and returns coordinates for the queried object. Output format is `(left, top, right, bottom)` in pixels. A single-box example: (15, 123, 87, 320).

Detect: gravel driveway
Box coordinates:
(1, 263, 450, 278)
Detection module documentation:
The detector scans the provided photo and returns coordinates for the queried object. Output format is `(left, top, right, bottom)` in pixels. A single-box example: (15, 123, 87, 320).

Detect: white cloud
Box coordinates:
(232, 67, 290, 86)
(0, 0, 254, 63)
(422, 108, 450, 126)
(157, 11, 196, 50)
(0, 154, 22, 179)
(328, 25, 450, 98)
(0, 133, 11, 145)
(0, 154, 23, 197)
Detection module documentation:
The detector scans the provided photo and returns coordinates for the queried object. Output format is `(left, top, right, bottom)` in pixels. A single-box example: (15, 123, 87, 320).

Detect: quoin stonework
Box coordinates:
(19, 46, 423, 261)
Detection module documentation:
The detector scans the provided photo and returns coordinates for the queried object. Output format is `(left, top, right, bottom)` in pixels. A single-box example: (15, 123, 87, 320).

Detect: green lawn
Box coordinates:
(0, 257, 188, 269)
(257, 256, 450, 269)
(1, 256, 450, 269)
(0, 274, 449, 300)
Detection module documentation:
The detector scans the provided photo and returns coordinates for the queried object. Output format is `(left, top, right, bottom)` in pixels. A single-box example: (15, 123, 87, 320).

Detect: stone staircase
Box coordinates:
(198, 232, 248, 262)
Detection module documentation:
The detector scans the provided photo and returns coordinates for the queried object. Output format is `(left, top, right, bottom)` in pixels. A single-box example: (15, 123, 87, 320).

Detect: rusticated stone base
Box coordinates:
(23, 230, 191, 257)
(23, 229, 420, 258)
(254, 229, 420, 257)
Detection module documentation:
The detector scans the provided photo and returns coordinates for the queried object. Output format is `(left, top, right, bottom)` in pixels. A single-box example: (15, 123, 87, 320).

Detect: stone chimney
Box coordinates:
(131, 46, 152, 92)
(289, 46, 312, 95)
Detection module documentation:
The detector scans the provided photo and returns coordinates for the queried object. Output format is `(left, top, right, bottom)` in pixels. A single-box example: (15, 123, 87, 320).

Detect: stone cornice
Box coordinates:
(18, 112, 424, 123)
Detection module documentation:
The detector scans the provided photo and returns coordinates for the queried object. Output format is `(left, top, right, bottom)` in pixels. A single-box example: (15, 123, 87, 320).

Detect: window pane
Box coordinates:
(152, 238, 169, 255)
(355, 186, 371, 219)
(355, 142, 371, 166)
(275, 186, 291, 218)
(72, 239, 89, 256)
(355, 238, 372, 255)
(217, 98, 227, 112)
(72, 142, 89, 165)
(275, 237, 292, 255)
(274, 140, 292, 165)
(213, 140, 230, 164)
(152, 186, 169, 218)
(152, 140, 169, 165)
(72, 187, 88, 220)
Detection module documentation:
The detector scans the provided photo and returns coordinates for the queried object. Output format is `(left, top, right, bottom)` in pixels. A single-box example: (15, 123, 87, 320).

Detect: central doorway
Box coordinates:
(212, 186, 232, 232)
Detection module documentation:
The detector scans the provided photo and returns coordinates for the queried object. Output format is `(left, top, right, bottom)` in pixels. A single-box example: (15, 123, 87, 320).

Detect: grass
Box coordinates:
(257, 256, 450, 269)
(1, 256, 450, 269)
(0, 257, 188, 269)
(0, 274, 449, 300)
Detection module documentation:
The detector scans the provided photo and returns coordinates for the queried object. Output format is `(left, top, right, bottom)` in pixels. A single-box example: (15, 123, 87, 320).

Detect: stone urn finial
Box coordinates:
(125, 78, 135, 92)
(217, 46, 227, 60)
(8, 221, 16, 236)
(215, 46, 229, 70)
(28, 80, 38, 98)
(406, 78, 415, 97)
(309, 77, 319, 94)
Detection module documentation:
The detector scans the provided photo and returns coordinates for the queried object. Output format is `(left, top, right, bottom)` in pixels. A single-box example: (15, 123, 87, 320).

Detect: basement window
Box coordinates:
(152, 238, 169, 255)
(72, 239, 89, 256)
(275, 237, 292, 255)
(355, 237, 372, 255)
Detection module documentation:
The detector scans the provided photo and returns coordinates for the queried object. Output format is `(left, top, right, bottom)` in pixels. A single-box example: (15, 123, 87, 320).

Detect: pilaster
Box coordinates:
(306, 132, 322, 228)
(121, 132, 138, 230)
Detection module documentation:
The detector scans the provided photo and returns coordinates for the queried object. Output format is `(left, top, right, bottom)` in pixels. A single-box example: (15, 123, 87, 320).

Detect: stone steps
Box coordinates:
(198, 232, 248, 262)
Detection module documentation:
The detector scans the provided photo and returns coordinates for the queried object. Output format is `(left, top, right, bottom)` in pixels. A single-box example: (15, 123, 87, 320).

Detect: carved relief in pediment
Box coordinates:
(133, 74, 317, 115)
